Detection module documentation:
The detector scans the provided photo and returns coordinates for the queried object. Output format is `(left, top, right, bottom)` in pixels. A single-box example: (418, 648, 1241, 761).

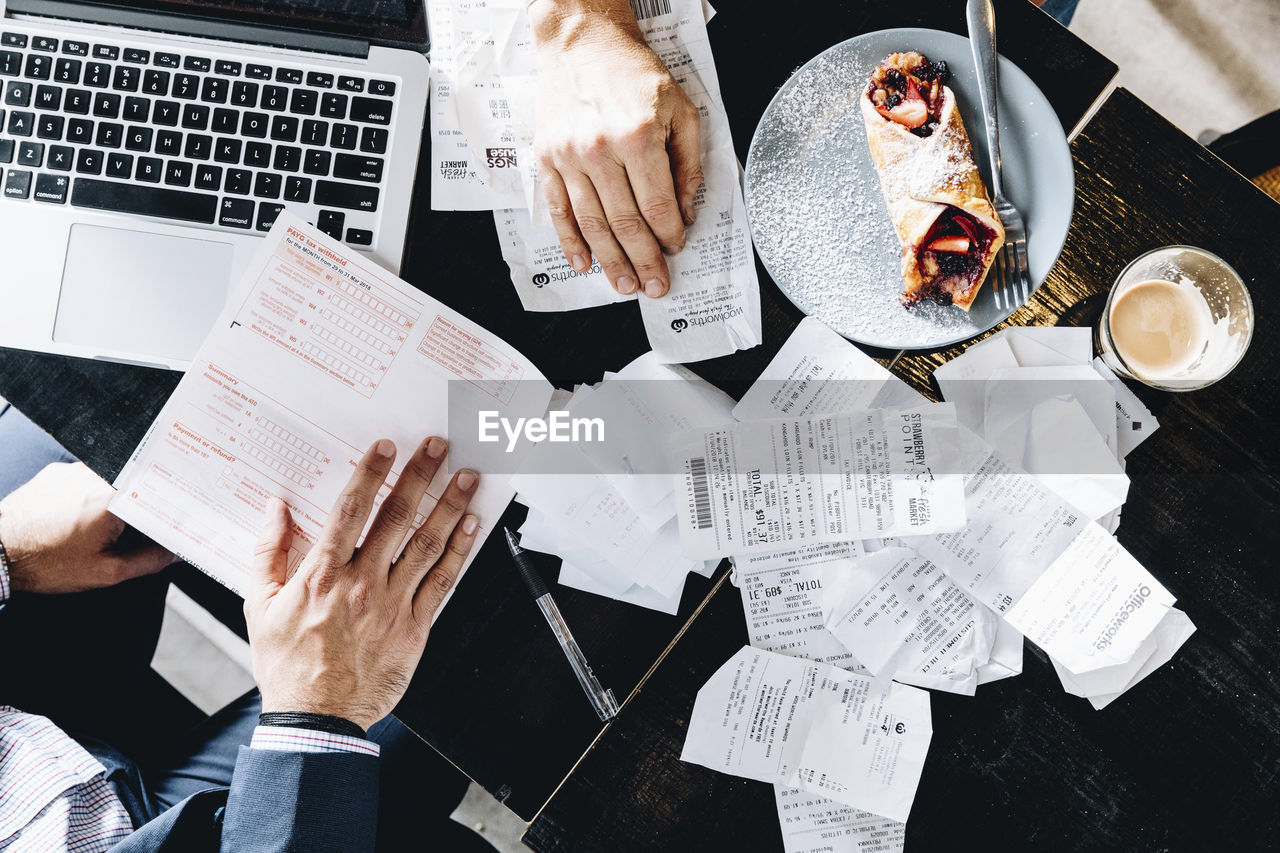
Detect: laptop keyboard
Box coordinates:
(0, 25, 398, 248)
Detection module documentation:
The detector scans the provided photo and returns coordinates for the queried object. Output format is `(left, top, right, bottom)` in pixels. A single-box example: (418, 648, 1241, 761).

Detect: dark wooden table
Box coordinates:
(6, 0, 1276, 849)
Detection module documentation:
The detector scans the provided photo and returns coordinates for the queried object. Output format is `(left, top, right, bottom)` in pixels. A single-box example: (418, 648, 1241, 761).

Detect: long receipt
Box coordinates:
(673, 404, 966, 559)
(681, 646, 931, 822)
(111, 215, 553, 596)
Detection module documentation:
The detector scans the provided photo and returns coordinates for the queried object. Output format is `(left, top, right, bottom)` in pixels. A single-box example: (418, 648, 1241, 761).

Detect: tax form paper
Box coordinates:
(112, 215, 553, 598)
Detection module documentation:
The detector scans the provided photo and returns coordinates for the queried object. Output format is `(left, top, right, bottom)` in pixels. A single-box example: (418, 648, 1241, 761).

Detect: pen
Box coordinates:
(504, 527, 620, 721)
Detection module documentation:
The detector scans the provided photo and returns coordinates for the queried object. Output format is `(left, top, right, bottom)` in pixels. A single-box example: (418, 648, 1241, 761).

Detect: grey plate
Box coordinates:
(744, 28, 1074, 350)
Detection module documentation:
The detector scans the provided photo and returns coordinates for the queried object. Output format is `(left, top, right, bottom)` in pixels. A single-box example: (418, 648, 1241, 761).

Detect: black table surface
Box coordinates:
(0, 0, 1153, 834)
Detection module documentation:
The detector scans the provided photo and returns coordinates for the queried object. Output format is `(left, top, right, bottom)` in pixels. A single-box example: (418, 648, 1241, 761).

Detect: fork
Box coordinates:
(966, 0, 1031, 313)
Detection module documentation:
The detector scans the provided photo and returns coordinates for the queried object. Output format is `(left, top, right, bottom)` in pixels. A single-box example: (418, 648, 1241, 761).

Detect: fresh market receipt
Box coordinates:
(111, 215, 553, 597)
(672, 405, 966, 559)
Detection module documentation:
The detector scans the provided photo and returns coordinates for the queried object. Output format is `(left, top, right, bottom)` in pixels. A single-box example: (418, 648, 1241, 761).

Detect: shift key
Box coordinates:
(315, 179, 378, 211)
(333, 154, 383, 183)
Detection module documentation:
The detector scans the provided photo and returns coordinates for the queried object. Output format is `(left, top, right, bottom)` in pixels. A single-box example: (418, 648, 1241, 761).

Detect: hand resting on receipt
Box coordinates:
(530, 0, 703, 300)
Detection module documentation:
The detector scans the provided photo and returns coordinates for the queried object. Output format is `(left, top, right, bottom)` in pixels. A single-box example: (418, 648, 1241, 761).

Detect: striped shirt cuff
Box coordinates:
(0, 549, 9, 610)
(250, 725, 380, 757)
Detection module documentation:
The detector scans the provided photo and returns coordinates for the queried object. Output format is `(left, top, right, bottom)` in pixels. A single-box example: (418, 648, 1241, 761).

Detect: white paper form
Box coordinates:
(932, 334, 1019, 433)
(1091, 357, 1159, 458)
(681, 646, 931, 821)
(821, 547, 997, 696)
(774, 787, 905, 853)
(1052, 607, 1195, 709)
(672, 405, 966, 559)
(111, 216, 553, 597)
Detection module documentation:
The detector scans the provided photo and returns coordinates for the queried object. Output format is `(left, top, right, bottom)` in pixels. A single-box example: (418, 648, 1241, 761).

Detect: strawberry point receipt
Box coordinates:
(111, 214, 553, 598)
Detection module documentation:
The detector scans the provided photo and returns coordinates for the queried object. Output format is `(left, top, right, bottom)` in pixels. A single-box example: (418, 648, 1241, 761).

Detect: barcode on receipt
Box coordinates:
(630, 0, 673, 19)
(689, 457, 712, 530)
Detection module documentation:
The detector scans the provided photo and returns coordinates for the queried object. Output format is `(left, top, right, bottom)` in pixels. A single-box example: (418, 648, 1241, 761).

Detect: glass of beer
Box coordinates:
(1097, 245, 1253, 391)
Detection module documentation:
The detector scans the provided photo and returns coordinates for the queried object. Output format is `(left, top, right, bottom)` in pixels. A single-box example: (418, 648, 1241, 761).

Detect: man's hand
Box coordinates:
(531, 0, 703, 299)
(246, 437, 480, 731)
(0, 461, 175, 594)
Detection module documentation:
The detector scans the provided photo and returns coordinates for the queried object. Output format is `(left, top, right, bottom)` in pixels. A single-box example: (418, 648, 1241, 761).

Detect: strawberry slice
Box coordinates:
(928, 235, 971, 253)
(887, 98, 928, 128)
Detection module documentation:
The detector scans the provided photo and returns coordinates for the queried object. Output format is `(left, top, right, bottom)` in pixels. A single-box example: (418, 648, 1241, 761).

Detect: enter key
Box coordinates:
(333, 153, 384, 183)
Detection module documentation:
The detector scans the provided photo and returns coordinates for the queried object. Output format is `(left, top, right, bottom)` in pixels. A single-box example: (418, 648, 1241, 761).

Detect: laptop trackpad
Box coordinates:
(54, 224, 235, 364)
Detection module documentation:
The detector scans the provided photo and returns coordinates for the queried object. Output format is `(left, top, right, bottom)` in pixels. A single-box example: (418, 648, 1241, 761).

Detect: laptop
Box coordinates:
(0, 0, 429, 370)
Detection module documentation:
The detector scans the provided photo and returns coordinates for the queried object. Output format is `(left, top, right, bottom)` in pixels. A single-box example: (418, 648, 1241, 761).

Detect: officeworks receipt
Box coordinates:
(672, 405, 965, 559)
(111, 215, 553, 597)
(681, 646, 931, 822)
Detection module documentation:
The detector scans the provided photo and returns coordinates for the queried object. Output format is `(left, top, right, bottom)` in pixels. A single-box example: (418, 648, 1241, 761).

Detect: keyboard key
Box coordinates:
(253, 171, 279, 198)
(231, 81, 257, 107)
(337, 76, 363, 93)
(215, 60, 241, 76)
(303, 149, 331, 175)
(270, 115, 298, 142)
(63, 41, 89, 57)
(74, 147, 100, 174)
(289, 88, 316, 115)
(5, 81, 31, 106)
(330, 123, 356, 150)
(315, 180, 377, 212)
(123, 96, 149, 122)
(0, 139, 11, 162)
(245, 63, 271, 80)
(346, 227, 373, 245)
(37, 114, 63, 139)
(125, 125, 152, 151)
(214, 137, 241, 163)
(301, 119, 328, 146)
(211, 108, 237, 134)
(273, 145, 300, 172)
(317, 209, 344, 239)
(241, 112, 267, 138)
(152, 100, 179, 126)
(92, 44, 119, 61)
(7, 110, 32, 136)
(64, 89, 91, 114)
(184, 133, 211, 160)
(201, 77, 227, 103)
(112, 65, 138, 91)
(33, 37, 58, 53)
(135, 156, 162, 182)
(183, 56, 211, 73)
(72, 177, 218, 223)
(194, 163, 221, 190)
(284, 175, 311, 202)
(368, 79, 395, 96)
(181, 103, 209, 130)
(95, 122, 121, 147)
(275, 67, 302, 84)
(92, 92, 120, 118)
(84, 62, 110, 87)
(48, 145, 73, 170)
(306, 72, 333, 89)
(143, 69, 169, 95)
(165, 160, 191, 186)
(24, 55, 51, 80)
(349, 96, 392, 125)
(105, 152, 132, 178)
(244, 141, 271, 167)
(2, 33, 28, 48)
(319, 92, 346, 118)
(18, 141, 43, 167)
(0, 51, 21, 76)
(333, 154, 383, 183)
(257, 202, 285, 231)
(173, 73, 199, 99)
(4, 169, 31, 198)
(220, 197, 254, 228)
(34, 85, 60, 110)
(155, 130, 182, 156)
(359, 127, 387, 154)
(54, 58, 81, 84)
(34, 172, 68, 203)
(123, 48, 149, 64)
(261, 85, 287, 111)
(155, 52, 180, 69)
(224, 168, 250, 194)
(67, 118, 93, 144)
